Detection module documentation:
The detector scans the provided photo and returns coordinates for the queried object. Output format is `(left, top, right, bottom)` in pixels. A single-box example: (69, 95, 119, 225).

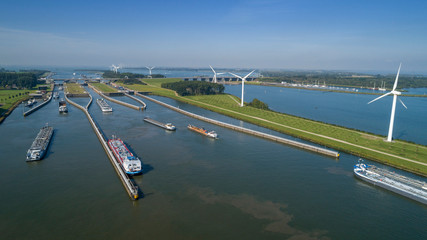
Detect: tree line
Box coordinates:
(260, 70, 427, 89)
(103, 71, 165, 79)
(161, 81, 225, 96)
(0, 72, 38, 89)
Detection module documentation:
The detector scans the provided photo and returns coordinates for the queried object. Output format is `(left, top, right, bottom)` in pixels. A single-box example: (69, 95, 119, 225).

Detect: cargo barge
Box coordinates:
(144, 117, 176, 131)
(187, 124, 217, 138)
(354, 159, 427, 205)
(108, 136, 142, 175)
(26, 124, 54, 161)
(96, 98, 113, 112)
(59, 99, 68, 113)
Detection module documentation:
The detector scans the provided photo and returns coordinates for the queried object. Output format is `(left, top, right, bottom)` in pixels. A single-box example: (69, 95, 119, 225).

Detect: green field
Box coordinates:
(0, 84, 51, 117)
(65, 83, 87, 94)
(143, 78, 182, 88)
(119, 79, 427, 176)
(90, 83, 118, 93)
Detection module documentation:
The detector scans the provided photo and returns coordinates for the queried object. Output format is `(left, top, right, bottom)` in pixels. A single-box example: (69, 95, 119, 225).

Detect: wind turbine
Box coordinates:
(111, 64, 120, 73)
(229, 70, 255, 107)
(209, 65, 224, 83)
(368, 63, 407, 142)
(146, 66, 155, 76)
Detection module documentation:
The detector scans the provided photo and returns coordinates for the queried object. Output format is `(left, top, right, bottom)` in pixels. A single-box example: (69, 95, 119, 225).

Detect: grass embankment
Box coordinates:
(65, 83, 87, 94)
(119, 78, 427, 176)
(0, 84, 53, 123)
(90, 82, 118, 93)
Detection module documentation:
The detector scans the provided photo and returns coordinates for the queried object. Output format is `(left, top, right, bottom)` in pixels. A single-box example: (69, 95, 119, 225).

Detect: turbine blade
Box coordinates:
(398, 98, 408, 109)
(392, 63, 402, 91)
(209, 65, 216, 74)
(229, 72, 243, 79)
(244, 70, 255, 79)
(367, 92, 392, 104)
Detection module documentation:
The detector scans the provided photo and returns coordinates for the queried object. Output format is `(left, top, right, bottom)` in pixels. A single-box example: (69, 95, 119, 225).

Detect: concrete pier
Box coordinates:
(136, 93, 339, 158)
(23, 94, 52, 117)
(88, 84, 141, 110)
(65, 94, 139, 200)
(125, 93, 147, 109)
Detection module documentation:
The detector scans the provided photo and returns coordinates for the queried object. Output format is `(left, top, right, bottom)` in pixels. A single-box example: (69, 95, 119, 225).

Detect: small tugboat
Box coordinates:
(187, 124, 217, 138)
(144, 117, 176, 131)
(26, 124, 54, 161)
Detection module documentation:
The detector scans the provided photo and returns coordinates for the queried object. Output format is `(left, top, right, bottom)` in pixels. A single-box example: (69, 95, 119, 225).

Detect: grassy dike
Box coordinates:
(119, 78, 427, 176)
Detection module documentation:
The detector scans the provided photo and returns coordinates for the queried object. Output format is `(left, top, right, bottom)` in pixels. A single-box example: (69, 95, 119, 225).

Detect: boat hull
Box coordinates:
(354, 164, 427, 205)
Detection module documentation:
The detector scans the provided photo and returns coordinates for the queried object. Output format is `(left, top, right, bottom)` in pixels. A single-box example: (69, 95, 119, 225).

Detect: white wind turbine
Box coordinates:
(146, 66, 155, 76)
(111, 64, 120, 73)
(368, 63, 407, 142)
(229, 70, 255, 107)
(209, 65, 224, 83)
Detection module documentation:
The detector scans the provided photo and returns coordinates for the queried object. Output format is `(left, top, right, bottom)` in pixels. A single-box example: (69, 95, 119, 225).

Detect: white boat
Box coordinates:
(96, 98, 113, 112)
(59, 99, 68, 113)
(354, 159, 427, 205)
(26, 124, 54, 161)
(108, 136, 142, 175)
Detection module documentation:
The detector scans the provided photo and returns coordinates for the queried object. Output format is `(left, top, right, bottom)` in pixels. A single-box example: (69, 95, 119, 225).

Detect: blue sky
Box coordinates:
(1, 0, 427, 73)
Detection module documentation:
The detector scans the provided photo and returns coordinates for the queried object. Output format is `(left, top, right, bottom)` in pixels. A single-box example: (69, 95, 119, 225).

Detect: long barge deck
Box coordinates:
(143, 117, 176, 131)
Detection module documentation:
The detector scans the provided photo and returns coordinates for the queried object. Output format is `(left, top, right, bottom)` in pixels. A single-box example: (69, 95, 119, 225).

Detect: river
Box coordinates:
(0, 84, 426, 239)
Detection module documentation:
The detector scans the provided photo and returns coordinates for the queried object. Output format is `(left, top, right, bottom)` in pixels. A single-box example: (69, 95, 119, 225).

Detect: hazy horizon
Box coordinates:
(1, 0, 427, 74)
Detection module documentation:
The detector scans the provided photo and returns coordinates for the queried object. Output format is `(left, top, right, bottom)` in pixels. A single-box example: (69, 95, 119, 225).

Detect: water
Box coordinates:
(225, 84, 427, 145)
(0, 86, 426, 239)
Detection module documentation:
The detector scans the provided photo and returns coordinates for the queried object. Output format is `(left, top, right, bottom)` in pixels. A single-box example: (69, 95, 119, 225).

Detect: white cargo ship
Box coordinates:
(354, 160, 427, 205)
(108, 136, 142, 175)
(96, 98, 113, 112)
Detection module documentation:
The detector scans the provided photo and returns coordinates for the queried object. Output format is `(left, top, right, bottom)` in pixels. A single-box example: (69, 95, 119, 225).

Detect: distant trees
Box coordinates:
(248, 98, 269, 110)
(161, 81, 225, 96)
(103, 71, 165, 79)
(0, 72, 38, 89)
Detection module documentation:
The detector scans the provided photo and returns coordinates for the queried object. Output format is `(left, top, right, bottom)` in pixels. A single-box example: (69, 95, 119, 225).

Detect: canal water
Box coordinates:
(0, 86, 426, 240)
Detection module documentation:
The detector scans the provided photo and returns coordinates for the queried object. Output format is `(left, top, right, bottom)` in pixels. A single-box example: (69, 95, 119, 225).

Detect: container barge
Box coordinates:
(187, 124, 217, 138)
(144, 117, 176, 131)
(354, 159, 427, 205)
(26, 124, 54, 161)
(96, 98, 113, 112)
(108, 136, 142, 175)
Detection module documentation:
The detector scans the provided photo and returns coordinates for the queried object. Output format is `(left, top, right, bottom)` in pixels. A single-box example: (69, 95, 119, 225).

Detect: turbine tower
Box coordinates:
(229, 70, 255, 107)
(209, 65, 224, 83)
(368, 63, 407, 142)
(146, 66, 155, 76)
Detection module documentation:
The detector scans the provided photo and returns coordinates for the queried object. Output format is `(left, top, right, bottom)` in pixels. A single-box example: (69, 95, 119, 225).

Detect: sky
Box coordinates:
(1, 0, 427, 73)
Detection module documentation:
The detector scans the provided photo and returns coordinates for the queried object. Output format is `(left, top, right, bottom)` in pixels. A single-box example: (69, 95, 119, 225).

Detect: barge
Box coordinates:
(26, 124, 54, 161)
(354, 159, 427, 205)
(187, 124, 217, 138)
(108, 136, 142, 175)
(59, 99, 68, 113)
(144, 117, 176, 131)
(96, 98, 113, 112)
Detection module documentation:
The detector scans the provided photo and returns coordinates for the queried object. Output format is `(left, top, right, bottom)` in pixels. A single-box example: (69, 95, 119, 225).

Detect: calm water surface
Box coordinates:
(0, 87, 426, 240)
